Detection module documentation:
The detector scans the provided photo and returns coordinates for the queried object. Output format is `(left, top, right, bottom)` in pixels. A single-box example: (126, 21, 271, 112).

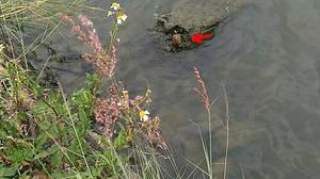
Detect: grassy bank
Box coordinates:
(0, 1, 168, 178)
(0, 1, 220, 178)
(0, 51, 163, 178)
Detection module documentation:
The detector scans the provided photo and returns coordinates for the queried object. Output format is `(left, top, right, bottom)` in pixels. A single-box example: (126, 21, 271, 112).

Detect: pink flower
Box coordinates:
(78, 15, 93, 28)
(62, 14, 118, 78)
(95, 97, 121, 138)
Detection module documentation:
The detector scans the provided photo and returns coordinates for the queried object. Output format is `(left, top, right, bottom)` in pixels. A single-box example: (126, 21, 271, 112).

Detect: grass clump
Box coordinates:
(0, 1, 167, 178)
(0, 44, 165, 178)
(0, 0, 85, 23)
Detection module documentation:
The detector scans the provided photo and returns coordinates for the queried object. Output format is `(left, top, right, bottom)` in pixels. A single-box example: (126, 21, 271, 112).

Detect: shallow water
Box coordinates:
(34, 0, 320, 178)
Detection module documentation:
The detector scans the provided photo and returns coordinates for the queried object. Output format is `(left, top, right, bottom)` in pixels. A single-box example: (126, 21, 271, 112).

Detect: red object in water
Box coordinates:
(191, 32, 214, 45)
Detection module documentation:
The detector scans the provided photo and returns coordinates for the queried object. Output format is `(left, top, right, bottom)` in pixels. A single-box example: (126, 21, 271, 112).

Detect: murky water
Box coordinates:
(33, 0, 320, 178)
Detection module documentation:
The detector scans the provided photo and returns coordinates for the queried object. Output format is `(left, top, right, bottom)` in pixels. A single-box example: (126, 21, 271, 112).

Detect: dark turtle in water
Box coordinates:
(154, 0, 245, 52)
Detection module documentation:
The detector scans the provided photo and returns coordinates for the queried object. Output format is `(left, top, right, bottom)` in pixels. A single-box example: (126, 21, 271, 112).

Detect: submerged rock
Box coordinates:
(161, 0, 244, 32)
(154, 0, 245, 51)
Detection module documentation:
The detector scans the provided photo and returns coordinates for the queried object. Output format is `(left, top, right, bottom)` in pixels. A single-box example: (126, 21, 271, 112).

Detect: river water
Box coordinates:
(33, 0, 320, 178)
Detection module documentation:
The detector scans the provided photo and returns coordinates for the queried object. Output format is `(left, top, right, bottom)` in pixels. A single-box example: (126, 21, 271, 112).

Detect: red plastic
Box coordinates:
(191, 32, 214, 45)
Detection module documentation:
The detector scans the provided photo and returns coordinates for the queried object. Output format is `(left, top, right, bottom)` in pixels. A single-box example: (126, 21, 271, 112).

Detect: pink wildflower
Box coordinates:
(61, 14, 118, 78)
(95, 98, 120, 138)
(78, 15, 93, 29)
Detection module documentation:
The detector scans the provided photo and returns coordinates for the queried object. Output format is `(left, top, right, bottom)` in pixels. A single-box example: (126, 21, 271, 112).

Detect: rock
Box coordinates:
(168, 0, 244, 32)
(154, 0, 245, 51)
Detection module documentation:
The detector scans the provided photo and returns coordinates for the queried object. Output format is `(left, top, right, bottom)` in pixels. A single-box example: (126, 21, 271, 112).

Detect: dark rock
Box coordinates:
(154, 0, 245, 51)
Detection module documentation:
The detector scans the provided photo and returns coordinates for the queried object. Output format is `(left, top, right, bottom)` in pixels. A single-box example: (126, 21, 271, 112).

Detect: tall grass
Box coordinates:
(192, 66, 214, 178)
(0, 0, 85, 23)
(0, 0, 87, 71)
(191, 67, 231, 179)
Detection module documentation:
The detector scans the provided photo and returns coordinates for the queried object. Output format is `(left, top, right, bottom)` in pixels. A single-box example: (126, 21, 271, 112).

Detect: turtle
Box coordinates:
(154, 0, 245, 52)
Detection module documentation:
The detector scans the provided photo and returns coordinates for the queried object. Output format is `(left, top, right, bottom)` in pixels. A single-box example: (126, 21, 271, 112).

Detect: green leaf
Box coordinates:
(72, 88, 94, 114)
(34, 145, 59, 160)
(78, 109, 90, 137)
(85, 73, 99, 89)
(114, 130, 128, 149)
(49, 146, 63, 169)
(5, 146, 33, 164)
(0, 164, 18, 178)
(35, 131, 49, 149)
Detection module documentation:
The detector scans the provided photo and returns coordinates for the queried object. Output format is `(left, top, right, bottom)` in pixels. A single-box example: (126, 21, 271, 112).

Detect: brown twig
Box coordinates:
(222, 84, 230, 179)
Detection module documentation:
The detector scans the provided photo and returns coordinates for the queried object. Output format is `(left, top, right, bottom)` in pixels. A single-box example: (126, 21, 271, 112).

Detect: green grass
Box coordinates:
(0, 48, 167, 178)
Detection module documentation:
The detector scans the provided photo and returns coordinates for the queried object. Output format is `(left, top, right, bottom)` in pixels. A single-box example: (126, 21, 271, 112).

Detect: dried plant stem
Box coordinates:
(207, 108, 213, 179)
(193, 66, 210, 111)
(223, 85, 230, 179)
(192, 66, 213, 178)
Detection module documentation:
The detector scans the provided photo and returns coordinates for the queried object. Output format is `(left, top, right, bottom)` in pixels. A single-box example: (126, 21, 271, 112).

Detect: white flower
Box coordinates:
(116, 14, 127, 25)
(119, 14, 127, 21)
(110, 3, 121, 10)
(0, 44, 4, 52)
(139, 110, 150, 122)
(117, 19, 123, 25)
(107, 10, 114, 17)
